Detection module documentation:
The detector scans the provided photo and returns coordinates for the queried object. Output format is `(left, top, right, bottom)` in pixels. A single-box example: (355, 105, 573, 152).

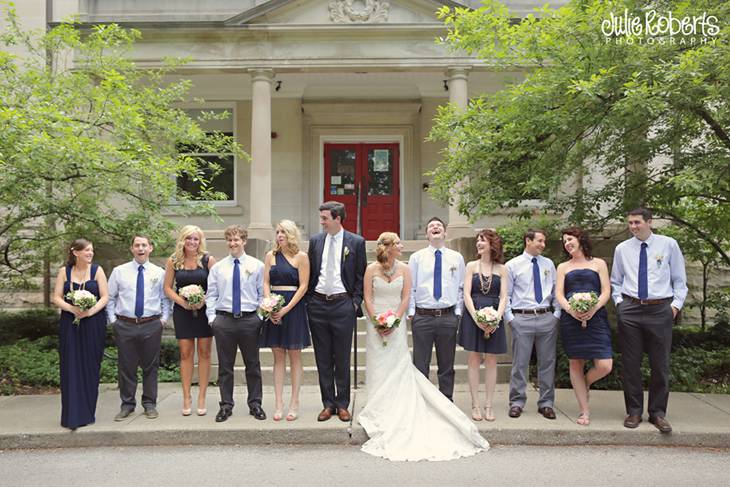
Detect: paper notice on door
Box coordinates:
(373, 150, 390, 172)
(331, 175, 342, 185)
(344, 183, 355, 190)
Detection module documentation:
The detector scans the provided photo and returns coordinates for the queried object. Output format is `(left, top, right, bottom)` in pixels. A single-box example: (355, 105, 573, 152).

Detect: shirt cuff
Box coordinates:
(671, 300, 682, 311)
(504, 311, 514, 323)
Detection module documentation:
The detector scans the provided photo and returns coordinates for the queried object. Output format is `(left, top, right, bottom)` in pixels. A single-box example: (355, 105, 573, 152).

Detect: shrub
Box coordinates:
(0, 308, 58, 345)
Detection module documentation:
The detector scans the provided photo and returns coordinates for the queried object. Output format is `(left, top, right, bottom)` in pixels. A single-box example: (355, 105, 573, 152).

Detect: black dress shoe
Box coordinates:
(508, 405, 523, 418)
(538, 406, 557, 420)
(215, 408, 232, 423)
(250, 405, 267, 420)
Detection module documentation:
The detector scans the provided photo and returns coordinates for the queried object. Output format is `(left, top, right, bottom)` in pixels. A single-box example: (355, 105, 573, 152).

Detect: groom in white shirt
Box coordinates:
(407, 217, 465, 401)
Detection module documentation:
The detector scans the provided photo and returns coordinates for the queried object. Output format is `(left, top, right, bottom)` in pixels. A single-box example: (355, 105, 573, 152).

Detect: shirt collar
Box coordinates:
(132, 260, 148, 269)
(633, 232, 655, 246)
(522, 251, 539, 261)
(328, 229, 344, 242)
(230, 252, 247, 262)
(428, 244, 445, 254)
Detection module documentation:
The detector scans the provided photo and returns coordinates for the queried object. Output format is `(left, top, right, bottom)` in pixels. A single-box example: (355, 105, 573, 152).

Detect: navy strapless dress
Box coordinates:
(259, 252, 311, 349)
(560, 269, 613, 359)
(59, 264, 106, 429)
(172, 254, 213, 339)
(458, 273, 507, 354)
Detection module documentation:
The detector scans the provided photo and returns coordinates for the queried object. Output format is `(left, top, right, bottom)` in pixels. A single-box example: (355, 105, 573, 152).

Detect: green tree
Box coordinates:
(0, 7, 244, 290)
(430, 0, 729, 266)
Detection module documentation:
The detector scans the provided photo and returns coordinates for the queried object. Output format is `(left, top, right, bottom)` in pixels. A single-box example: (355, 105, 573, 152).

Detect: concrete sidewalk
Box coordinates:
(1, 383, 728, 450)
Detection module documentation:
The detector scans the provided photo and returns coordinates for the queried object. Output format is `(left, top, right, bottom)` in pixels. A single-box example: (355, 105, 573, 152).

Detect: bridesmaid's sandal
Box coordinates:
(273, 409, 284, 421)
(286, 408, 299, 422)
(577, 413, 590, 426)
(471, 406, 483, 421)
(484, 406, 495, 422)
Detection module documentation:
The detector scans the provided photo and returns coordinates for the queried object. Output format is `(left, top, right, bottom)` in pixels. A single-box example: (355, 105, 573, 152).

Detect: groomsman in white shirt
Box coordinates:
(407, 217, 465, 400)
(504, 229, 561, 420)
(206, 225, 266, 422)
(107, 235, 171, 421)
(611, 208, 687, 433)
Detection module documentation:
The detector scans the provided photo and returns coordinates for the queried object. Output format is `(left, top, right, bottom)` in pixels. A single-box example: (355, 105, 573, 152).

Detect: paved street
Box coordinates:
(1, 445, 728, 486)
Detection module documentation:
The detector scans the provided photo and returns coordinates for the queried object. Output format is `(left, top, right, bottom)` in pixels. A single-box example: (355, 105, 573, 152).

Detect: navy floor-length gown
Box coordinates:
(559, 269, 612, 359)
(59, 263, 106, 429)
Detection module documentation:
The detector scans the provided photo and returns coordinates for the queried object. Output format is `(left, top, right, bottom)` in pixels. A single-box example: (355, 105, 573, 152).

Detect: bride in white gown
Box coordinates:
(358, 232, 489, 461)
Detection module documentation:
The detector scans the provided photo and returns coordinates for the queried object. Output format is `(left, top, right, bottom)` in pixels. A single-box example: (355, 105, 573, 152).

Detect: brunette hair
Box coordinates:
(130, 234, 152, 246)
(523, 228, 547, 248)
(66, 238, 93, 267)
(375, 232, 400, 267)
(319, 201, 346, 223)
(628, 207, 652, 221)
(426, 216, 447, 229)
(223, 225, 247, 240)
(476, 229, 504, 264)
(561, 226, 593, 259)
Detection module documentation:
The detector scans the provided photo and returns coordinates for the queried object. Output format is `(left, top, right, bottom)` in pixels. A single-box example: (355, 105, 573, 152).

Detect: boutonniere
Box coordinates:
(654, 254, 664, 267)
(543, 269, 550, 278)
(449, 265, 457, 277)
(151, 277, 159, 285)
(342, 246, 350, 262)
(242, 258, 256, 279)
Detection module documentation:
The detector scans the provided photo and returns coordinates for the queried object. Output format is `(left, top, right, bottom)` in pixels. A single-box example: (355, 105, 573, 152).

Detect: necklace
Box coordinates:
(382, 262, 397, 278)
(478, 260, 494, 295)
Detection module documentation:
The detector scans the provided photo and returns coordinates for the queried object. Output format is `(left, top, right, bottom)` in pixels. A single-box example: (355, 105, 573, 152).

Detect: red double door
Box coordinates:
(323, 143, 400, 240)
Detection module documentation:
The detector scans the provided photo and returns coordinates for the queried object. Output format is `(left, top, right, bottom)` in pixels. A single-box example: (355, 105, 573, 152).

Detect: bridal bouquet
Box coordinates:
(475, 306, 500, 339)
(65, 289, 97, 326)
(568, 292, 599, 329)
(258, 294, 286, 321)
(179, 284, 205, 316)
(373, 309, 400, 347)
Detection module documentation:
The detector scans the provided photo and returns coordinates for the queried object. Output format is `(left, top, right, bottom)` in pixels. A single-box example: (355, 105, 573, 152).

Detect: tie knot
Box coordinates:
(138, 265, 144, 271)
(435, 249, 441, 256)
(641, 242, 648, 249)
(531, 257, 537, 263)
(234, 258, 240, 264)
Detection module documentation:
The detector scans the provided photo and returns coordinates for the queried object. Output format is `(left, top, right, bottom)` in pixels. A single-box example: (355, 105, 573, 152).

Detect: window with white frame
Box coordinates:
(177, 108, 236, 202)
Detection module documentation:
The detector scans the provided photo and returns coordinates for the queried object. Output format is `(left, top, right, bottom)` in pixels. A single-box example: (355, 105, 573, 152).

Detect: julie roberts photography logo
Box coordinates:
(602, 9, 720, 45)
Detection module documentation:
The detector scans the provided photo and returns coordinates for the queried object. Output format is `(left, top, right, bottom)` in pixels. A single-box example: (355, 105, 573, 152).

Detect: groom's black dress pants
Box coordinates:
(308, 295, 357, 411)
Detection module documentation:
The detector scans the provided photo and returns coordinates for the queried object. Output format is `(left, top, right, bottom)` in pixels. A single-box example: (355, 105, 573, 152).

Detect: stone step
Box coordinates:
(196, 362, 513, 386)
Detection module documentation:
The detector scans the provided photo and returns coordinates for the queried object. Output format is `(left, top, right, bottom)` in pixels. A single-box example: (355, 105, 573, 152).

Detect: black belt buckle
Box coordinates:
(233, 312, 243, 319)
(432, 308, 444, 317)
(325, 294, 336, 301)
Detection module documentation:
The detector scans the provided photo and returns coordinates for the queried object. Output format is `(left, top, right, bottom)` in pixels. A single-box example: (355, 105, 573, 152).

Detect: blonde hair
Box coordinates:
(171, 225, 207, 270)
(375, 232, 399, 268)
(273, 219, 301, 255)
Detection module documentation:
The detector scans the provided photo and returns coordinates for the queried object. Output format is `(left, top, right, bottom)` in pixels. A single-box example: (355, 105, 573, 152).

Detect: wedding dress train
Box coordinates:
(358, 276, 489, 461)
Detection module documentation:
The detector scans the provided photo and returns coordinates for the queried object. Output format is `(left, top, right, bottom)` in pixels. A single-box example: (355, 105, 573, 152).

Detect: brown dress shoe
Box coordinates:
(623, 415, 642, 428)
(538, 407, 557, 420)
(317, 408, 335, 422)
(337, 408, 352, 422)
(649, 416, 672, 434)
(508, 405, 523, 418)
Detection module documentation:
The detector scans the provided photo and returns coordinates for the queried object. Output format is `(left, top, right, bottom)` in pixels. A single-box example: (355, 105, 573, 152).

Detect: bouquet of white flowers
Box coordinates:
(179, 284, 205, 317)
(65, 289, 97, 326)
(568, 291, 599, 328)
(475, 306, 500, 339)
(258, 294, 286, 321)
(373, 309, 401, 347)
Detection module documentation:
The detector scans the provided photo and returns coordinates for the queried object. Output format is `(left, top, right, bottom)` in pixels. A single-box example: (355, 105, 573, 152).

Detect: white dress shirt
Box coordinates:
(504, 252, 561, 323)
(206, 253, 264, 323)
(315, 229, 347, 294)
(611, 233, 687, 310)
(408, 245, 465, 316)
(106, 260, 171, 323)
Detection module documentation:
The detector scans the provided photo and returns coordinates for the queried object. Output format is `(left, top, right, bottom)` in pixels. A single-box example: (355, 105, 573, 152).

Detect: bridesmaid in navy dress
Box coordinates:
(51, 238, 108, 430)
(458, 229, 508, 422)
(164, 225, 217, 416)
(260, 219, 311, 421)
(555, 227, 613, 426)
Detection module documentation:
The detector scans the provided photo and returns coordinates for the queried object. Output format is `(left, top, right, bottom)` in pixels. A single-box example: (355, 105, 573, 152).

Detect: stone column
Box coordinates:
(247, 69, 275, 240)
(445, 67, 473, 238)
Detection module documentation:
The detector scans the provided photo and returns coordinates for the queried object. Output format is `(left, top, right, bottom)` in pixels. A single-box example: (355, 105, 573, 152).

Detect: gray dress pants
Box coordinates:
(508, 312, 558, 409)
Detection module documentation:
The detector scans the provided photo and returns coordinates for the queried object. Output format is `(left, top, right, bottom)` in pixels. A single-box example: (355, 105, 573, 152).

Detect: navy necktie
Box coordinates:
(433, 249, 442, 301)
(232, 258, 241, 315)
(638, 242, 648, 300)
(134, 264, 144, 318)
(532, 257, 543, 304)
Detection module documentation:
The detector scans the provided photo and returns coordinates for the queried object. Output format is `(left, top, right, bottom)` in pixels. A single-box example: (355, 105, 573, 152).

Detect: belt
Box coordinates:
(117, 315, 161, 324)
(622, 294, 672, 306)
(512, 307, 554, 315)
(312, 291, 350, 302)
(216, 310, 258, 318)
(271, 285, 298, 292)
(415, 306, 455, 317)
